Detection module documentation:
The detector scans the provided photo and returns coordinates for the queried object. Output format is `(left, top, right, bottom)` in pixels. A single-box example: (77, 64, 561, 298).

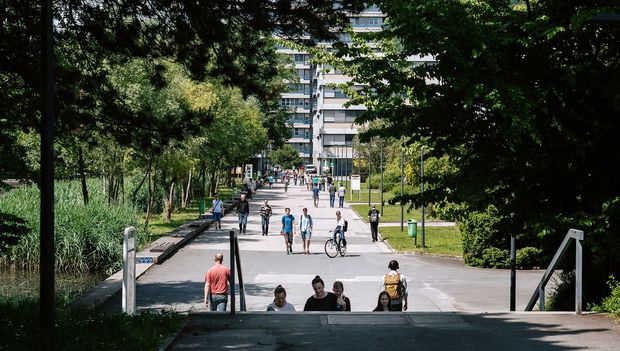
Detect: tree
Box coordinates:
(335, 0, 620, 303)
(270, 145, 303, 170)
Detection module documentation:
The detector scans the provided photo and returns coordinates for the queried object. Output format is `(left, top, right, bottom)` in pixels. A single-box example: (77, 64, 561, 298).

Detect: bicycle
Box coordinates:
(324, 230, 347, 258)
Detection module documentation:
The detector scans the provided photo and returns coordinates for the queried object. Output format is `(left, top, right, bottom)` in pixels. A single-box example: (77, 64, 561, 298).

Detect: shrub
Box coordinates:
(516, 246, 543, 269)
(481, 247, 510, 268)
(0, 179, 144, 274)
(546, 271, 576, 311)
(461, 205, 507, 266)
(591, 276, 620, 317)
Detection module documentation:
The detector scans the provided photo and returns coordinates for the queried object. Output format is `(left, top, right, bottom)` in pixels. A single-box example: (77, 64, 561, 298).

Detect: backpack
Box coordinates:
(343, 220, 348, 232)
(384, 273, 401, 299)
(370, 210, 379, 222)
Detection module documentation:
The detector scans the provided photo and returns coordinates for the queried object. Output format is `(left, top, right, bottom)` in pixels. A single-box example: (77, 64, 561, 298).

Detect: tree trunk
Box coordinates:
(182, 169, 192, 208)
(165, 181, 175, 221)
(144, 168, 153, 228)
(131, 158, 151, 206)
(209, 170, 218, 196)
(78, 146, 89, 206)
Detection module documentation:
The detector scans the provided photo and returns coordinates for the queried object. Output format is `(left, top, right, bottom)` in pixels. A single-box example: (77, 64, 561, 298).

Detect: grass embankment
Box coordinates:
(379, 226, 462, 256)
(351, 204, 439, 223)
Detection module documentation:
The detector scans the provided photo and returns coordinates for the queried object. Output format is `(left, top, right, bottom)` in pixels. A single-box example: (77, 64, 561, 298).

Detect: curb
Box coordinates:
(158, 318, 190, 351)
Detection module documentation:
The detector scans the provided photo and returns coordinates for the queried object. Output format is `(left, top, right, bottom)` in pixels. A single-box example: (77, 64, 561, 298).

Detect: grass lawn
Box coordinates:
(379, 226, 462, 256)
(351, 204, 439, 223)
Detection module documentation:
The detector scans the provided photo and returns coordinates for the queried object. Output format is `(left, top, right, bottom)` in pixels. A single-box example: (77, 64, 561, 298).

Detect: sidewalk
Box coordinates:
(167, 312, 620, 350)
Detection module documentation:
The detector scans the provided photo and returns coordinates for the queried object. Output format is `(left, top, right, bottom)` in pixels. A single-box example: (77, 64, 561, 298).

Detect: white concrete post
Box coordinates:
(123, 227, 137, 315)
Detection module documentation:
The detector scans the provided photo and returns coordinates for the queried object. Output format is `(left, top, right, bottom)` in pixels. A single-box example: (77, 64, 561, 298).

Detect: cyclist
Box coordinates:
(332, 210, 347, 247)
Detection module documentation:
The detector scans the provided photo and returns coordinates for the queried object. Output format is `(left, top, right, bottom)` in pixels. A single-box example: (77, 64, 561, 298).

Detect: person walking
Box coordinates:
(328, 182, 336, 208)
(368, 205, 381, 242)
(211, 193, 223, 230)
(303, 276, 346, 311)
(312, 183, 320, 207)
(332, 210, 347, 247)
(338, 183, 346, 208)
(236, 194, 250, 234)
(281, 208, 296, 255)
(259, 200, 272, 236)
(266, 285, 296, 312)
(332, 281, 351, 311)
(204, 253, 231, 311)
(299, 208, 313, 255)
(381, 260, 409, 311)
(373, 291, 392, 312)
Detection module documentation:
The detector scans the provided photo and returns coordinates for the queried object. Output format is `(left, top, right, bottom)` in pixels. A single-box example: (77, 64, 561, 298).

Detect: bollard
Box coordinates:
(123, 227, 137, 315)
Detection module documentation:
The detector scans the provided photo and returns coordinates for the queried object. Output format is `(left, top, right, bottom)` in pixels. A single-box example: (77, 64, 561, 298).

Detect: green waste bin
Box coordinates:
(407, 219, 417, 238)
(198, 200, 206, 215)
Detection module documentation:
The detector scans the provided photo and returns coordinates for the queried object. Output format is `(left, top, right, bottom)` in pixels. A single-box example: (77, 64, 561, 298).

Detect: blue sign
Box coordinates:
(137, 257, 153, 264)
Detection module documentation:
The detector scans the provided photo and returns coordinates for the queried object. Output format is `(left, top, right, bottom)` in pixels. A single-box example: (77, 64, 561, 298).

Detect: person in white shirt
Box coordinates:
(338, 183, 346, 208)
(333, 210, 347, 247)
(299, 208, 313, 255)
(266, 285, 296, 312)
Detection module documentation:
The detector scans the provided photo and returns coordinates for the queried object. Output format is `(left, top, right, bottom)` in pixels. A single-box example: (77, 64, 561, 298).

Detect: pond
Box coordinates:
(0, 268, 108, 302)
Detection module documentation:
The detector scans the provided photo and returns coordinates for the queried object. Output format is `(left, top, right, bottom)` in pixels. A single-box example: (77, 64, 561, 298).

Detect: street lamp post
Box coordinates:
(380, 139, 384, 214)
(368, 140, 371, 206)
(420, 147, 425, 248)
(400, 140, 404, 232)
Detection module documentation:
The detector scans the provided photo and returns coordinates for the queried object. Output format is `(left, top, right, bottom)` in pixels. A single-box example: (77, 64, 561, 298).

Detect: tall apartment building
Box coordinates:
(274, 5, 431, 177)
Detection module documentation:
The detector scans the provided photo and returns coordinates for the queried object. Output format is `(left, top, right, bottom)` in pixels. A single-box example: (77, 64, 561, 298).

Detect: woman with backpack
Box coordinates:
(381, 260, 408, 311)
(333, 210, 347, 247)
(368, 205, 380, 242)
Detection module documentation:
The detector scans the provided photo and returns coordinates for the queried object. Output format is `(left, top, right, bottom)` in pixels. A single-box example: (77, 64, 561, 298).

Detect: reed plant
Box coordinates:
(0, 179, 144, 274)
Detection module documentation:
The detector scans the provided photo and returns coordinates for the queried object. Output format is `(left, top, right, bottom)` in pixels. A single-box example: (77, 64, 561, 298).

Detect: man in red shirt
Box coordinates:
(204, 253, 231, 311)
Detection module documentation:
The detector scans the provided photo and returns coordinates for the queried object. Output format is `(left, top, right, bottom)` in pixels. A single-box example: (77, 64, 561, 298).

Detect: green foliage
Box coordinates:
(0, 180, 144, 274)
(546, 271, 576, 311)
(270, 145, 303, 170)
(591, 276, 620, 318)
(481, 247, 510, 269)
(460, 206, 506, 267)
(379, 226, 462, 256)
(0, 296, 183, 351)
(0, 213, 30, 258)
(516, 246, 543, 269)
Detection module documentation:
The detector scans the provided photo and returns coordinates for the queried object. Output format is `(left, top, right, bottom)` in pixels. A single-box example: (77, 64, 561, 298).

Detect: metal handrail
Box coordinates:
(524, 229, 584, 314)
(229, 229, 246, 314)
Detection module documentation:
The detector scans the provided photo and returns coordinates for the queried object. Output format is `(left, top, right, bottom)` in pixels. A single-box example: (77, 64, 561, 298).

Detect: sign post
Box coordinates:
(123, 227, 137, 315)
(351, 175, 361, 199)
(244, 164, 253, 180)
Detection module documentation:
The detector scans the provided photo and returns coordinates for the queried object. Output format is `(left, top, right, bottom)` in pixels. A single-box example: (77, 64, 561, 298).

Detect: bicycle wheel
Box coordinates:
(338, 239, 347, 257)
(324, 239, 338, 258)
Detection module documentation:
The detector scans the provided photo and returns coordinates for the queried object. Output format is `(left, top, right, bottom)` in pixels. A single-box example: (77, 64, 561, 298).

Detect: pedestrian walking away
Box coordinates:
(332, 210, 347, 247)
(338, 183, 346, 208)
(211, 193, 223, 230)
(266, 285, 296, 312)
(328, 182, 336, 208)
(236, 194, 250, 234)
(204, 253, 231, 311)
(373, 291, 392, 312)
(284, 176, 289, 192)
(281, 208, 296, 254)
(259, 200, 272, 236)
(303, 276, 346, 311)
(299, 208, 313, 255)
(368, 205, 381, 242)
(381, 260, 409, 311)
(312, 183, 320, 207)
(332, 281, 351, 311)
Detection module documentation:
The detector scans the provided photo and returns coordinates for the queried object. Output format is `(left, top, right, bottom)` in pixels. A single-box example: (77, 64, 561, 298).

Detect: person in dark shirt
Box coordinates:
(236, 194, 250, 234)
(303, 276, 345, 311)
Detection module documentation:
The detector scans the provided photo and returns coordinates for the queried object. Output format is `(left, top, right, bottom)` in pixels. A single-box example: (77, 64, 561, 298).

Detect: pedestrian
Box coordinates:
(299, 208, 313, 255)
(281, 208, 296, 254)
(381, 260, 409, 311)
(259, 200, 272, 236)
(368, 205, 381, 242)
(236, 194, 250, 234)
(373, 291, 392, 312)
(332, 281, 351, 311)
(338, 183, 346, 208)
(204, 253, 231, 311)
(268, 175, 274, 188)
(294, 172, 298, 185)
(332, 210, 347, 247)
(266, 285, 296, 312)
(328, 182, 336, 208)
(211, 193, 223, 230)
(303, 275, 346, 311)
(306, 174, 311, 190)
(312, 183, 320, 207)
(284, 176, 289, 192)
(312, 175, 319, 189)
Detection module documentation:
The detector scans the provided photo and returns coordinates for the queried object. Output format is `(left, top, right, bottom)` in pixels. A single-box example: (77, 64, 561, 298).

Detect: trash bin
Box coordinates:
(407, 219, 417, 238)
(198, 200, 206, 215)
